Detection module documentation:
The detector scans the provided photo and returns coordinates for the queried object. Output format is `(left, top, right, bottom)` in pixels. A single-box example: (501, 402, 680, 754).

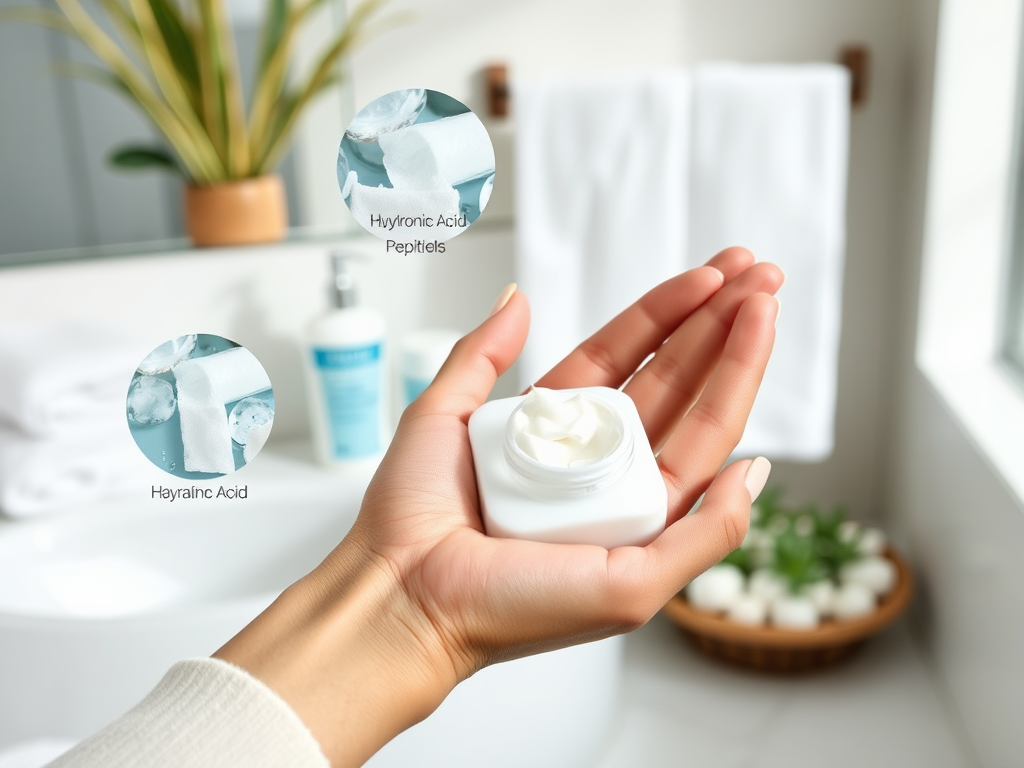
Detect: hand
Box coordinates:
(215, 247, 783, 767)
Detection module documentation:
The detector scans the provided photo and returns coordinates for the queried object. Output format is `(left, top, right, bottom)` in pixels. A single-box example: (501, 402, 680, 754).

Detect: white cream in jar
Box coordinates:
(468, 387, 667, 548)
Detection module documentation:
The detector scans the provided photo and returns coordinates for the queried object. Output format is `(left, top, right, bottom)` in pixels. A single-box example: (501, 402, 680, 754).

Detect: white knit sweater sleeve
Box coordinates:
(47, 658, 330, 768)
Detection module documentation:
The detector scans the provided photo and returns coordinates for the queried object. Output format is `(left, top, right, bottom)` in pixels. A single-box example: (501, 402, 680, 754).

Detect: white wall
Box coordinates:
(0, 1, 922, 522)
(0, 231, 515, 439)
(347, 0, 920, 520)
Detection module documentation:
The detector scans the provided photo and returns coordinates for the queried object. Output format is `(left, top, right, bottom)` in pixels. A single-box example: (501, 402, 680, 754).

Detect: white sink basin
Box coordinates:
(0, 444, 621, 768)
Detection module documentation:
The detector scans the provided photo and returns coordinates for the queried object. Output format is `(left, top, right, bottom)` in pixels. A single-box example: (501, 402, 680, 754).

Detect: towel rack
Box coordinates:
(484, 45, 870, 118)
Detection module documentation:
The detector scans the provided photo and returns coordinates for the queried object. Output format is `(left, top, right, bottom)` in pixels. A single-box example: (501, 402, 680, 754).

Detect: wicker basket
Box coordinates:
(661, 548, 914, 673)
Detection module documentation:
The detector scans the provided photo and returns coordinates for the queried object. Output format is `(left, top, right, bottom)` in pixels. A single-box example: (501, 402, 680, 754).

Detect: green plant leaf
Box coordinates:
(256, 0, 288, 77)
(127, 0, 209, 154)
(53, 0, 222, 181)
(773, 528, 827, 593)
(96, 0, 144, 54)
(146, 0, 201, 108)
(8, 0, 400, 183)
(193, 0, 248, 176)
(247, 0, 331, 160)
(108, 144, 182, 173)
(257, 0, 406, 173)
(191, 6, 224, 165)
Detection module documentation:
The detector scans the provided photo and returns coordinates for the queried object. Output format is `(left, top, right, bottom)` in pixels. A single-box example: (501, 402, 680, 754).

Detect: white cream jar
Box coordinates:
(468, 387, 667, 548)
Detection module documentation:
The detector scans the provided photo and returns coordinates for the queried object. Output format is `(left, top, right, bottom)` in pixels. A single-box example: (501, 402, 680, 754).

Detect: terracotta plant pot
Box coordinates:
(184, 175, 288, 247)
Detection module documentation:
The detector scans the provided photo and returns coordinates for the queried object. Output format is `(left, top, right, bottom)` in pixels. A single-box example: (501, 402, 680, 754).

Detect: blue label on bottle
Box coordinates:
(313, 343, 382, 459)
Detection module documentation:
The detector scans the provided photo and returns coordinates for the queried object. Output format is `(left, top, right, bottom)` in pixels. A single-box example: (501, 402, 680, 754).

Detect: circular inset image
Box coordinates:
(126, 334, 275, 478)
(338, 89, 496, 242)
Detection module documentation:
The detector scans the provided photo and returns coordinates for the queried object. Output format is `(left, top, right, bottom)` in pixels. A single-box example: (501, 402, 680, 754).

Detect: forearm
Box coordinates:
(213, 532, 458, 767)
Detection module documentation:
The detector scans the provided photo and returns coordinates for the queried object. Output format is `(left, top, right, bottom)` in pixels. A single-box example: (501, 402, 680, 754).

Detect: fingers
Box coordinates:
(444, 456, 772, 655)
(624, 262, 784, 450)
(658, 292, 779, 521)
(621, 457, 771, 607)
(704, 245, 757, 278)
(419, 287, 530, 422)
(531, 267, 722, 391)
(533, 247, 757, 392)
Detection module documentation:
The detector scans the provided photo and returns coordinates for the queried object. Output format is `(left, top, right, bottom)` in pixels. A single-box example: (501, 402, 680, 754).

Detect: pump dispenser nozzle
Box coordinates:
(331, 251, 358, 309)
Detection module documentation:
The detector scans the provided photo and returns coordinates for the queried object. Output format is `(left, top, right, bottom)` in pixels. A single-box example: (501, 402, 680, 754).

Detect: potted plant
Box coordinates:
(3, 0, 392, 246)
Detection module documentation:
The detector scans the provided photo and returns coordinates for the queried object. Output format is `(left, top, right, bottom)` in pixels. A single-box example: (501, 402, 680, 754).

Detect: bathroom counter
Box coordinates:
(595, 614, 972, 768)
(0, 443, 972, 767)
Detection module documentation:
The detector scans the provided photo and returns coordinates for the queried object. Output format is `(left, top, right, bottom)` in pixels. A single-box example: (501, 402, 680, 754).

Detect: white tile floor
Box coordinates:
(594, 614, 975, 768)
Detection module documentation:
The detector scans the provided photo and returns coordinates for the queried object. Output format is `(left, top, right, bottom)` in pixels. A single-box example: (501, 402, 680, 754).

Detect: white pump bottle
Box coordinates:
(304, 252, 388, 468)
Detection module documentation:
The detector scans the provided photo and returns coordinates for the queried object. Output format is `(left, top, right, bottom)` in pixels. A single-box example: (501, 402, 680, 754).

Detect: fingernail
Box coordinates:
(489, 282, 517, 318)
(708, 267, 725, 284)
(774, 297, 781, 327)
(744, 457, 772, 502)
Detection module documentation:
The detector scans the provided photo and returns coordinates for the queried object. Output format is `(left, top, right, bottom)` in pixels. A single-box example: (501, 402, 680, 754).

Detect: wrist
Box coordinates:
(214, 532, 457, 767)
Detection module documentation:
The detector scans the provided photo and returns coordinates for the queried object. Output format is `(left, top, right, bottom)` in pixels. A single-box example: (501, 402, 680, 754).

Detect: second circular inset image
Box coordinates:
(126, 334, 275, 479)
(338, 89, 496, 243)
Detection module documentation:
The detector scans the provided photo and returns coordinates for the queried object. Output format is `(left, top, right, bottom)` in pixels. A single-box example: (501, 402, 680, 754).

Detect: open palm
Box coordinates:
(346, 246, 782, 683)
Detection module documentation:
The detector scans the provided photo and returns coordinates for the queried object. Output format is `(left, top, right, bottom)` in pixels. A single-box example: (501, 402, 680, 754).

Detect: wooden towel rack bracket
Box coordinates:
(840, 45, 870, 108)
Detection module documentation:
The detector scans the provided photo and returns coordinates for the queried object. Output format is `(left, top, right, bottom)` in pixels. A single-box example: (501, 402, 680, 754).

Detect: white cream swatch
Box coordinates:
(512, 387, 621, 467)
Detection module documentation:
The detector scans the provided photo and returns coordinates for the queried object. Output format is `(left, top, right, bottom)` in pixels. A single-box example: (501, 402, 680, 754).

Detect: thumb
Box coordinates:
(419, 284, 530, 421)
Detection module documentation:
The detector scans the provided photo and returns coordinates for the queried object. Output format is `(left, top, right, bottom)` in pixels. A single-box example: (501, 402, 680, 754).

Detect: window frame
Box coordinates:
(917, 0, 1024, 505)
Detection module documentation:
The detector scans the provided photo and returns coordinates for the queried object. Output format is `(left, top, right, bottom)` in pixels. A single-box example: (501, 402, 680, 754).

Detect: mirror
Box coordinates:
(0, 0, 352, 265)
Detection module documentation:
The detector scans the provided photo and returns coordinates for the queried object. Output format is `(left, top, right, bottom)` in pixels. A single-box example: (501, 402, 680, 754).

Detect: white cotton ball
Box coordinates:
(770, 595, 820, 630)
(841, 556, 897, 597)
(832, 582, 877, 621)
(857, 527, 888, 557)
(748, 569, 787, 603)
(838, 520, 861, 543)
(727, 593, 768, 626)
(686, 564, 745, 612)
(803, 579, 836, 618)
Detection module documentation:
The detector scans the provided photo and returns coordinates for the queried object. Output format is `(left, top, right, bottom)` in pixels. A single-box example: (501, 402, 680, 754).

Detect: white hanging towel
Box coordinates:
(515, 64, 849, 462)
(515, 71, 691, 387)
(690, 64, 849, 460)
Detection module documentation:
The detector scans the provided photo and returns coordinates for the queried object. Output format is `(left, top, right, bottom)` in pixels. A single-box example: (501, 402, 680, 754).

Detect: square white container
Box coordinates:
(468, 387, 667, 548)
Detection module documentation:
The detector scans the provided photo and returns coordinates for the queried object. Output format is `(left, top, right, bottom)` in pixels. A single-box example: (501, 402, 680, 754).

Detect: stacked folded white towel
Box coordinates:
(0, 324, 141, 518)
